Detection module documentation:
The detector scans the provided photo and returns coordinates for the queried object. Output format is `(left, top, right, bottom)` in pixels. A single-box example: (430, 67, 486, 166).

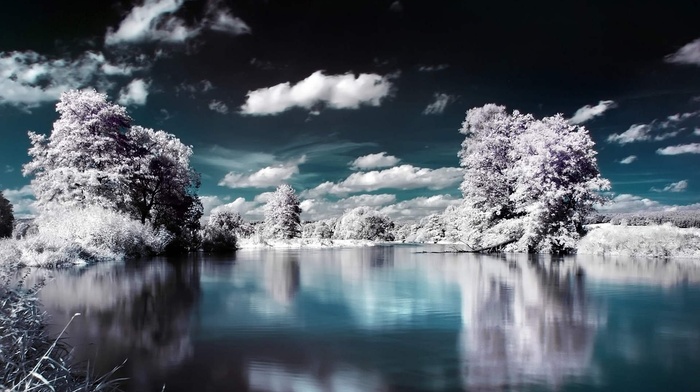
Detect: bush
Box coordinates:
(1, 206, 171, 268)
(577, 224, 700, 258)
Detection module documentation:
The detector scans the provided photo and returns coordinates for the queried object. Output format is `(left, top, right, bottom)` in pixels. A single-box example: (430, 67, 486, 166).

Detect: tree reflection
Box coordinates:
(34, 256, 200, 389)
(265, 253, 300, 305)
(457, 255, 600, 390)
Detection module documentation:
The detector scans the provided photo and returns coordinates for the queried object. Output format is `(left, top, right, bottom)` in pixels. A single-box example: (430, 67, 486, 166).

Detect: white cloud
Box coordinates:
(300, 194, 397, 221)
(208, 99, 229, 114)
(253, 192, 275, 203)
(105, 0, 197, 45)
(423, 93, 456, 115)
(569, 100, 617, 124)
(665, 38, 700, 66)
(2, 185, 37, 218)
(597, 194, 663, 214)
(652, 180, 688, 193)
(204, 0, 251, 35)
(105, 0, 249, 46)
(379, 194, 461, 221)
(219, 156, 306, 188)
(0, 51, 139, 108)
(607, 124, 652, 144)
(210, 197, 257, 216)
(656, 143, 700, 155)
(303, 164, 462, 197)
(694, 128, 700, 136)
(240, 71, 394, 115)
(619, 155, 637, 164)
(350, 152, 400, 170)
(117, 79, 150, 106)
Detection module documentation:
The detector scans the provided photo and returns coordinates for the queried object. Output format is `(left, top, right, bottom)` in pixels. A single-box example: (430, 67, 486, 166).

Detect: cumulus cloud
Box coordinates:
(379, 194, 461, 221)
(596, 194, 663, 214)
(694, 128, 700, 136)
(652, 180, 688, 193)
(208, 99, 229, 114)
(105, 0, 249, 45)
(240, 71, 394, 115)
(656, 143, 700, 155)
(2, 185, 37, 218)
(607, 124, 652, 144)
(423, 93, 456, 115)
(219, 156, 306, 188)
(301, 194, 397, 221)
(303, 165, 462, 197)
(350, 152, 400, 170)
(117, 79, 150, 106)
(665, 37, 700, 66)
(0, 51, 141, 108)
(619, 155, 637, 164)
(569, 100, 617, 124)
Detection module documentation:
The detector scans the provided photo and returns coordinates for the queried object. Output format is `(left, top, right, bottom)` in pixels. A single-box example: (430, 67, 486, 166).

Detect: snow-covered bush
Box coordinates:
(201, 208, 246, 252)
(334, 207, 395, 241)
(1, 206, 171, 267)
(262, 184, 302, 239)
(0, 191, 12, 238)
(302, 219, 336, 239)
(577, 223, 700, 258)
(458, 104, 610, 253)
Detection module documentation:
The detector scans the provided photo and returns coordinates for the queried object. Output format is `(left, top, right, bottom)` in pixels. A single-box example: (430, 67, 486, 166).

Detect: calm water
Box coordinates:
(32, 245, 700, 391)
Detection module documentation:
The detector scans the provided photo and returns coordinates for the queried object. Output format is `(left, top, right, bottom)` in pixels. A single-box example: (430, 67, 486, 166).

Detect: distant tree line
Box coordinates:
(589, 209, 700, 228)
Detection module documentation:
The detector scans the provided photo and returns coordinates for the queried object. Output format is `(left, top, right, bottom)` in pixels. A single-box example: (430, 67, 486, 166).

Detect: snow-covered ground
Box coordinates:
(237, 237, 379, 249)
(577, 223, 700, 259)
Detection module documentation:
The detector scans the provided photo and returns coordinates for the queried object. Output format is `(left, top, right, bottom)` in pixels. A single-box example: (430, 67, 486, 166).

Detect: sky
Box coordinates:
(1, 0, 700, 221)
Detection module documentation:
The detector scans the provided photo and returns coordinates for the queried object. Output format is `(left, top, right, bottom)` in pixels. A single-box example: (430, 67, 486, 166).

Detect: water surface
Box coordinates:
(34, 245, 700, 391)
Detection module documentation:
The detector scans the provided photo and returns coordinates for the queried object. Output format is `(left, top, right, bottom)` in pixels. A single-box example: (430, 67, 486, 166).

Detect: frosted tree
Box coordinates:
(201, 208, 245, 252)
(458, 104, 609, 253)
(263, 184, 302, 239)
(23, 89, 202, 252)
(0, 191, 13, 238)
(24, 89, 132, 209)
(334, 207, 395, 241)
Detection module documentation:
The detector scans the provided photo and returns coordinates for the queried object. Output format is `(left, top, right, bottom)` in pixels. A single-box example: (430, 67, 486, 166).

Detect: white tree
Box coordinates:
(24, 89, 132, 209)
(333, 206, 395, 241)
(457, 104, 610, 253)
(201, 208, 244, 252)
(263, 184, 302, 239)
(23, 89, 202, 252)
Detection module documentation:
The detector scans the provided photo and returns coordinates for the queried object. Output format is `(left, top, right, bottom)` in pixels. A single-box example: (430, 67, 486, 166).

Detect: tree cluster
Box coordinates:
(23, 89, 202, 252)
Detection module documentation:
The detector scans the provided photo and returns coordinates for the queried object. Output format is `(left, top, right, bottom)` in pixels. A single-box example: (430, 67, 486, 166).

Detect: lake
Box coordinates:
(33, 245, 700, 391)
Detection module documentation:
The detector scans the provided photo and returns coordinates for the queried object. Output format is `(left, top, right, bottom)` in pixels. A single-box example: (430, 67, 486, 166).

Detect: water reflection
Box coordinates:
(452, 255, 600, 390)
(32, 256, 200, 390)
(29, 247, 700, 392)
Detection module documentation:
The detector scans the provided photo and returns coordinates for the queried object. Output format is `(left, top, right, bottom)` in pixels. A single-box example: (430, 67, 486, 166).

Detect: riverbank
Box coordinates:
(577, 223, 700, 259)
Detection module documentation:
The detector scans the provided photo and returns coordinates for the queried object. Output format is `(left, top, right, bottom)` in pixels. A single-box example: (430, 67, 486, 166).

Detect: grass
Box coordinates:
(0, 267, 125, 391)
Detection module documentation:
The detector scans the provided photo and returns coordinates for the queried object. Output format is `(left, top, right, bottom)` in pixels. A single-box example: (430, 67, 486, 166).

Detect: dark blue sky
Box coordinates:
(1, 0, 699, 220)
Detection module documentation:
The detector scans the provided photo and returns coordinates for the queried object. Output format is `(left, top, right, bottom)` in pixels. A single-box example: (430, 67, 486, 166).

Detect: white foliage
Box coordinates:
(0, 206, 171, 267)
(333, 207, 395, 241)
(577, 224, 700, 258)
(457, 104, 610, 253)
(263, 184, 302, 239)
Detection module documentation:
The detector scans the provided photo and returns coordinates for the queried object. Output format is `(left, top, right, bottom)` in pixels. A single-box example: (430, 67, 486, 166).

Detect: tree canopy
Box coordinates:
(263, 184, 302, 239)
(23, 89, 201, 251)
(457, 104, 610, 253)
